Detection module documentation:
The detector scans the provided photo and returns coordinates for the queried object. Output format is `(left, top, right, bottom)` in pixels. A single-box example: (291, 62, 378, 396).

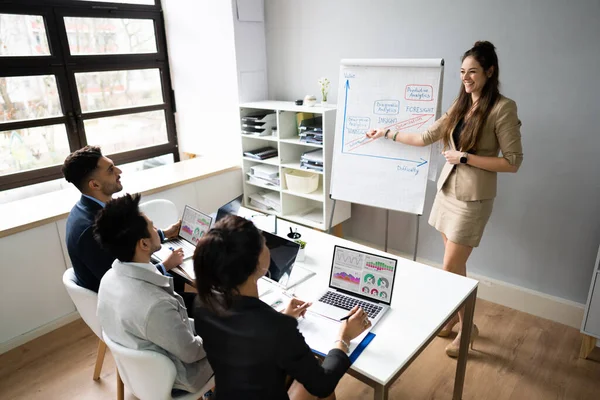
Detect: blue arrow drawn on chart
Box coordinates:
(397, 157, 429, 168)
(340, 82, 429, 169)
(341, 79, 350, 147)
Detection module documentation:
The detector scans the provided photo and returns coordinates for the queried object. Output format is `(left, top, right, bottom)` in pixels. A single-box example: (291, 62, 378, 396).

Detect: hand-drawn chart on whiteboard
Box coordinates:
(330, 59, 444, 215)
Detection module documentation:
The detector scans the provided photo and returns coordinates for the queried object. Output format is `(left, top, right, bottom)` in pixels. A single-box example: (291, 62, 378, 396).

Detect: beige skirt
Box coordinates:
(428, 169, 494, 248)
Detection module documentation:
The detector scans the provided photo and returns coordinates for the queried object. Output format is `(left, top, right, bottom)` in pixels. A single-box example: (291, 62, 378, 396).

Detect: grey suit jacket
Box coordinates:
(98, 260, 212, 393)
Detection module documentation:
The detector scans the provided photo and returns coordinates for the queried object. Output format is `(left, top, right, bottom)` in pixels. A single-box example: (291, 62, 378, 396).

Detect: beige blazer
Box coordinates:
(421, 95, 523, 201)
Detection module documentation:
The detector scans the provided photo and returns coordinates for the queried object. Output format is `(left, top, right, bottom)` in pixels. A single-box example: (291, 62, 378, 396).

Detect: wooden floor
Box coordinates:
(1, 299, 599, 400)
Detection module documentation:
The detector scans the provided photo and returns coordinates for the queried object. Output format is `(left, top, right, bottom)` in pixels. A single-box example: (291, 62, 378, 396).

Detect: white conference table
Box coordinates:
(178, 218, 478, 400)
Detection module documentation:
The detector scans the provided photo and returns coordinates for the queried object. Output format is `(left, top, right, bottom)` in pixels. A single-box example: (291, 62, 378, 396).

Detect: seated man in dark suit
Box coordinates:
(62, 146, 191, 306)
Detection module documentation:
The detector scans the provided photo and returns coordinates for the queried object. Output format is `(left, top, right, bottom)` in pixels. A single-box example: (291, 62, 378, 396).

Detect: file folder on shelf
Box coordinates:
(248, 190, 281, 213)
(241, 113, 276, 137)
(241, 113, 276, 125)
(242, 126, 272, 137)
(243, 146, 278, 160)
(300, 149, 324, 172)
(247, 173, 280, 187)
(301, 148, 323, 162)
(250, 164, 279, 179)
(248, 164, 280, 187)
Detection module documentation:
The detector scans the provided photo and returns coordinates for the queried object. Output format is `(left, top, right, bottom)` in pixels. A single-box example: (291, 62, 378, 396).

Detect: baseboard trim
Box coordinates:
(348, 237, 585, 329)
(421, 257, 584, 329)
(0, 312, 81, 355)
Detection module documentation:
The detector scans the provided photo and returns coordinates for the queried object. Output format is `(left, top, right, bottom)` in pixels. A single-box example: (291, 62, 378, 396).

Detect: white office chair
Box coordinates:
(140, 199, 179, 231)
(62, 268, 107, 381)
(103, 333, 215, 400)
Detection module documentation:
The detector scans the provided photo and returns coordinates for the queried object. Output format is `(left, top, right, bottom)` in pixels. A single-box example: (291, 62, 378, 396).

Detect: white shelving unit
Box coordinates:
(239, 101, 351, 230)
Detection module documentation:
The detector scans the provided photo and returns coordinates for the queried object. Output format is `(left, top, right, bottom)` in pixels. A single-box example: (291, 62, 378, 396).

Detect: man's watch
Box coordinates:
(459, 152, 468, 164)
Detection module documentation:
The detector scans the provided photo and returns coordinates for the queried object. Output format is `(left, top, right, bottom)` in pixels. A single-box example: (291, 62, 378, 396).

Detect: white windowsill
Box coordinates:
(0, 156, 241, 238)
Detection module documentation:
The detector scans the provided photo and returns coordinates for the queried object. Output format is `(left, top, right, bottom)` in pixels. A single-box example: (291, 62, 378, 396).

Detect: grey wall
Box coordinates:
(265, 0, 600, 304)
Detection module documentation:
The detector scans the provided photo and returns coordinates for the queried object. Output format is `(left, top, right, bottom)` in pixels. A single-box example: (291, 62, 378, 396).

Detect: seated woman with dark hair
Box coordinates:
(193, 215, 370, 400)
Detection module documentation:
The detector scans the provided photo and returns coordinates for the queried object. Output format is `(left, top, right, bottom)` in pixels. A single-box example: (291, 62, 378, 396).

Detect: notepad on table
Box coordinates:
(297, 311, 375, 364)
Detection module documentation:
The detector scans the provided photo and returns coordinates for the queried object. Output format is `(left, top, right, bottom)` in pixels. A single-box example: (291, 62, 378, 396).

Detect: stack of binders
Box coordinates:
(299, 128, 323, 145)
(241, 112, 276, 137)
(300, 148, 323, 173)
(248, 190, 281, 213)
(247, 164, 280, 187)
(298, 115, 323, 145)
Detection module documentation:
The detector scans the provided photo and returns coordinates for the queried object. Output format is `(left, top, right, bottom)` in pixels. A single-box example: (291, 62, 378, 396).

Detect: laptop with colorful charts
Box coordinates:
(308, 245, 398, 327)
(153, 205, 213, 262)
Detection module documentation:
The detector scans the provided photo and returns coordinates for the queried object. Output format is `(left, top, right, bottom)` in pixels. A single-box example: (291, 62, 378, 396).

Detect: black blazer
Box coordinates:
(65, 195, 115, 292)
(194, 296, 350, 400)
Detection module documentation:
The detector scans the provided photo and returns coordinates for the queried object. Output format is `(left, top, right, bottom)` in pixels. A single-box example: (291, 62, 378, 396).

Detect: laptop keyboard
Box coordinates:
(169, 238, 188, 248)
(166, 239, 196, 257)
(319, 291, 382, 319)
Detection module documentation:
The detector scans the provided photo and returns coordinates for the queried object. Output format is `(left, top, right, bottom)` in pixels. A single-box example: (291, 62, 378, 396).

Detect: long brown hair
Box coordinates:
(443, 41, 501, 152)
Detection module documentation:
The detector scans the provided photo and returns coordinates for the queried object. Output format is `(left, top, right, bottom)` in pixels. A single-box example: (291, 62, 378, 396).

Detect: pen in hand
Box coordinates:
(340, 310, 369, 322)
(169, 246, 184, 257)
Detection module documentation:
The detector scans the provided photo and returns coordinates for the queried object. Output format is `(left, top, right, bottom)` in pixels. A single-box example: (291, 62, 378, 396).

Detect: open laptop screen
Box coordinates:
(263, 231, 300, 288)
(216, 194, 276, 233)
(179, 206, 213, 245)
(216, 195, 243, 223)
(329, 245, 397, 305)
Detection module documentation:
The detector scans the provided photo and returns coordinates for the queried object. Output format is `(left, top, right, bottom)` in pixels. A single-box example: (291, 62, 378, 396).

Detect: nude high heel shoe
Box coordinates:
(437, 315, 459, 337)
(445, 324, 479, 358)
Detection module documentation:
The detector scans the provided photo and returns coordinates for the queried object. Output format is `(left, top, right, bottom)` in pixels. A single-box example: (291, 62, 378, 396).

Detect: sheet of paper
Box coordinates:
(259, 290, 286, 311)
(258, 288, 371, 357)
(297, 311, 370, 356)
(177, 259, 195, 280)
(257, 277, 277, 298)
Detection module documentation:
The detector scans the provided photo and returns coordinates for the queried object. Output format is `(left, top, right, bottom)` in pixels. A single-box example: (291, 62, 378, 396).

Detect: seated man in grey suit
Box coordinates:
(95, 193, 213, 394)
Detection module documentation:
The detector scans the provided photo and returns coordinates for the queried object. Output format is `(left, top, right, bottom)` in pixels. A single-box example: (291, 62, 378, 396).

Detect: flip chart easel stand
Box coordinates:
(328, 196, 420, 261)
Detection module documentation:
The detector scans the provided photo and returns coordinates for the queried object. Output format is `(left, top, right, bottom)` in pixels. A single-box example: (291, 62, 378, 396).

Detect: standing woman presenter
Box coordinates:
(366, 41, 523, 357)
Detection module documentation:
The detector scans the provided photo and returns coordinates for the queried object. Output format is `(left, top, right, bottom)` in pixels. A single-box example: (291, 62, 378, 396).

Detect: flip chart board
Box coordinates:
(330, 59, 444, 215)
